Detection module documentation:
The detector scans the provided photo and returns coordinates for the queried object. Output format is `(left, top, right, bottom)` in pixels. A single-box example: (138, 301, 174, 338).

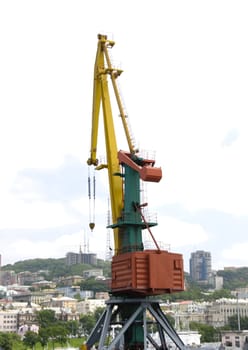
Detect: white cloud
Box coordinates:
(214, 242, 248, 270)
(147, 216, 208, 251)
(5, 231, 85, 265)
(147, 129, 248, 218)
(222, 242, 248, 263)
(0, 197, 78, 230)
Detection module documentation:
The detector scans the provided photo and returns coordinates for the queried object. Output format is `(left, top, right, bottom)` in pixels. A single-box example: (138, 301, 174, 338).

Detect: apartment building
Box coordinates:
(0, 270, 18, 285)
(17, 271, 46, 285)
(160, 297, 248, 330)
(221, 330, 248, 350)
(190, 250, 212, 284)
(57, 286, 94, 299)
(30, 289, 61, 305)
(83, 269, 103, 279)
(18, 308, 39, 330)
(163, 300, 208, 330)
(0, 310, 18, 332)
(41, 296, 78, 312)
(77, 298, 106, 314)
(66, 252, 97, 266)
(59, 275, 84, 286)
(205, 298, 248, 327)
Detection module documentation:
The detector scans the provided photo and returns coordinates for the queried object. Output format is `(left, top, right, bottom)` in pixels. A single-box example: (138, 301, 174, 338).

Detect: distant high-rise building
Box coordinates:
(66, 252, 78, 266)
(189, 250, 212, 284)
(66, 252, 97, 266)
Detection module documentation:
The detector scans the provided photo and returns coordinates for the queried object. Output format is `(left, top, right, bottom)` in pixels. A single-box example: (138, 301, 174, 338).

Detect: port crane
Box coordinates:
(84, 34, 186, 350)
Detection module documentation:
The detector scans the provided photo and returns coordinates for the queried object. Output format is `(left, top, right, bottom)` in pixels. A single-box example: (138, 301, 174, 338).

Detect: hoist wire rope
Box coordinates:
(88, 166, 96, 230)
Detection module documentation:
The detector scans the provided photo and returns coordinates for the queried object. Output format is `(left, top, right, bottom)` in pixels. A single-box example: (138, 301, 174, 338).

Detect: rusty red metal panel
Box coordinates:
(111, 250, 184, 296)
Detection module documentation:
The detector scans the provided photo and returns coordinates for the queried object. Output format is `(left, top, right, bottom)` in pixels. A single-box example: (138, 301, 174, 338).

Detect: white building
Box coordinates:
(206, 298, 248, 327)
(0, 310, 19, 332)
(152, 331, 201, 348)
(77, 299, 106, 314)
(83, 269, 103, 279)
(221, 330, 248, 350)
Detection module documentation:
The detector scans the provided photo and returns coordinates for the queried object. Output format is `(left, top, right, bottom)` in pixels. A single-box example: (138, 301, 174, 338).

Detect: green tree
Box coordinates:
(228, 314, 239, 330)
(78, 307, 108, 338)
(228, 315, 248, 330)
(36, 309, 57, 328)
(94, 307, 105, 321)
(190, 321, 220, 342)
(74, 292, 82, 300)
(218, 267, 248, 290)
(165, 313, 175, 327)
(2, 257, 108, 280)
(80, 313, 96, 337)
(66, 320, 79, 337)
(80, 278, 109, 293)
(204, 289, 232, 301)
(0, 332, 20, 350)
(162, 285, 204, 302)
(23, 331, 39, 349)
(48, 324, 69, 349)
(38, 327, 49, 349)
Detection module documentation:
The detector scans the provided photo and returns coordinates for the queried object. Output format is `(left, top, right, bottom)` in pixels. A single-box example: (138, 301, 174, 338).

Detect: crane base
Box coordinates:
(84, 296, 187, 350)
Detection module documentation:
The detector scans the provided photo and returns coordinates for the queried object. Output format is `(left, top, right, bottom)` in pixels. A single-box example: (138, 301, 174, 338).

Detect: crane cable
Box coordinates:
(88, 167, 96, 231)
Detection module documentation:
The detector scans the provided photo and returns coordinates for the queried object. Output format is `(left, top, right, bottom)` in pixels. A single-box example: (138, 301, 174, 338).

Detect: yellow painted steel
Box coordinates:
(87, 34, 134, 253)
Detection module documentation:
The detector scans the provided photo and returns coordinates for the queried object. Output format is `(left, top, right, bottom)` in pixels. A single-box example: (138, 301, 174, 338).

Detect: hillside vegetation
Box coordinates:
(218, 267, 248, 289)
(2, 258, 111, 279)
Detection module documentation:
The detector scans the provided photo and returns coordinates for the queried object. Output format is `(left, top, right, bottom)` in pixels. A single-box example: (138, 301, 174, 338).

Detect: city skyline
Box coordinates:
(1, 248, 246, 275)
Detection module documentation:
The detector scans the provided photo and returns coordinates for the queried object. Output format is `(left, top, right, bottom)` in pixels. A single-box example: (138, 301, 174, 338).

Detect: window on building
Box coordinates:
(225, 337, 232, 347)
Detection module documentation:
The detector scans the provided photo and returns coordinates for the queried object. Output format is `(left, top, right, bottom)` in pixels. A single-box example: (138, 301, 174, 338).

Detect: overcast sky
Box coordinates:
(0, 1, 248, 271)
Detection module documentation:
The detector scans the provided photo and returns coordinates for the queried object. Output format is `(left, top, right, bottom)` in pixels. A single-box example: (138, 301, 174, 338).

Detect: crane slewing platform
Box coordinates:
(82, 34, 186, 350)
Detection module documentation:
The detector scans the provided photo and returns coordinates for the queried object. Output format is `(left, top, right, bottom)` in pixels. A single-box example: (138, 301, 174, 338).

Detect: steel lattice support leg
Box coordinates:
(85, 297, 187, 350)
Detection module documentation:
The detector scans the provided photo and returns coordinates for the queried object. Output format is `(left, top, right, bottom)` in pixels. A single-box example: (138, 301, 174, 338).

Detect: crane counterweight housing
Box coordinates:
(112, 250, 184, 295)
(87, 33, 184, 296)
